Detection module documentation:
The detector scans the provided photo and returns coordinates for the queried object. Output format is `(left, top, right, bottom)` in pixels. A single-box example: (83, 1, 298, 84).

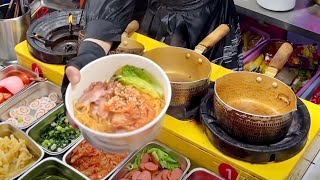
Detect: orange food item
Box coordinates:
(16, 73, 30, 85)
(67, 140, 127, 180)
(74, 81, 164, 133)
(2, 93, 12, 100)
(0, 93, 4, 104)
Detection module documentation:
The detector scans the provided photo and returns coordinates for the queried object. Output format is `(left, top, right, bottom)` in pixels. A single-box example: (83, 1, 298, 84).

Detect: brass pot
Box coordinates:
(144, 24, 230, 119)
(214, 72, 297, 144)
(116, 20, 145, 55)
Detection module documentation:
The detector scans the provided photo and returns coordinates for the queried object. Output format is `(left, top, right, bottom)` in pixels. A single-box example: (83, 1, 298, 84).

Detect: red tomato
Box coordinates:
(2, 93, 12, 100)
(0, 86, 11, 93)
(0, 94, 4, 104)
(16, 73, 30, 85)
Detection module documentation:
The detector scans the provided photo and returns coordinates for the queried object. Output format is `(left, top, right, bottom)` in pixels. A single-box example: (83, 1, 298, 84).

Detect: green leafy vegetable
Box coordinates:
(129, 152, 144, 170)
(114, 65, 163, 98)
(129, 147, 180, 171)
(40, 112, 81, 152)
(147, 148, 180, 170)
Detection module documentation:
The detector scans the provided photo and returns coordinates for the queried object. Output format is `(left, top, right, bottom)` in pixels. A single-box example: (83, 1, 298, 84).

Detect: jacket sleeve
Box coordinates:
(84, 0, 136, 43)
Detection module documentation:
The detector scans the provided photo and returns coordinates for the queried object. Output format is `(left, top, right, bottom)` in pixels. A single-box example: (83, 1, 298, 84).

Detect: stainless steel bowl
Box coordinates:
(63, 137, 135, 180)
(109, 141, 191, 180)
(0, 122, 44, 180)
(0, 81, 62, 129)
(17, 157, 88, 180)
(26, 104, 82, 156)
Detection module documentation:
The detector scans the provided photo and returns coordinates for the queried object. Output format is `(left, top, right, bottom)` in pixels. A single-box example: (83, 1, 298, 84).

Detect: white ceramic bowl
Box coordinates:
(65, 54, 172, 153)
(257, 0, 296, 11)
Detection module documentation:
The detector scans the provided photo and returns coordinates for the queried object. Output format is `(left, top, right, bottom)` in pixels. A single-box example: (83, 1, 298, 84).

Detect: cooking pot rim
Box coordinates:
(144, 46, 213, 84)
(214, 71, 298, 117)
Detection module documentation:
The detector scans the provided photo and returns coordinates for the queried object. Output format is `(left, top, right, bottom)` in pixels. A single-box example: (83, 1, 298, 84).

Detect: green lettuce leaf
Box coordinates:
(147, 148, 180, 170)
(115, 65, 164, 98)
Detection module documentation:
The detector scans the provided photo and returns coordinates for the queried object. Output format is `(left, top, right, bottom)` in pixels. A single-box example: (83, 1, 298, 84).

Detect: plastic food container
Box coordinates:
(243, 39, 319, 97)
(241, 25, 270, 60)
(300, 72, 320, 103)
(62, 137, 134, 180)
(17, 157, 88, 180)
(29, 0, 78, 19)
(65, 54, 172, 153)
(27, 104, 82, 155)
(0, 64, 38, 107)
(0, 81, 62, 129)
(182, 168, 224, 180)
(0, 122, 44, 180)
(109, 141, 191, 180)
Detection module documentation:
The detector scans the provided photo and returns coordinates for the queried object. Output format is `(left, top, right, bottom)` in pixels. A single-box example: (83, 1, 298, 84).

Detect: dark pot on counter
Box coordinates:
(213, 72, 297, 144)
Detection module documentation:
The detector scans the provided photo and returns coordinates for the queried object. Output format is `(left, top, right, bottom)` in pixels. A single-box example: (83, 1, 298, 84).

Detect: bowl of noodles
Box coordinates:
(65, 54, 171, 153)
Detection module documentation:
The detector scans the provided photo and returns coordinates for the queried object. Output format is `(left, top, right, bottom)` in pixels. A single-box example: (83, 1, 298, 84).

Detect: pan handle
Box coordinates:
(194, 24, 230, 54)
(123, 20, 140, 38)
(268, 42, 293, 70)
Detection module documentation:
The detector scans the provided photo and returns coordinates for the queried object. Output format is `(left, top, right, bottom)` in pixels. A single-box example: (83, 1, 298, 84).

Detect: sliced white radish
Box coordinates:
(17, 106, 30, 115)
(6, 118, 15, 123)
(40, 97, 50, 103)
(9, 109, 19, 118)
(29, 99, 41, 110)
(18, 99, 29, 106)
(44, 102, 56, 111)
(23, 115, 34, 122)
(48, 93, 58, 103)
(34, 108, 47, 119)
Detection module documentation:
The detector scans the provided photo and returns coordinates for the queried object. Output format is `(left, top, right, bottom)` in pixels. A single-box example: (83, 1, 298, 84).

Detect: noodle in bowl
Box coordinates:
(65, 54, 172, 153)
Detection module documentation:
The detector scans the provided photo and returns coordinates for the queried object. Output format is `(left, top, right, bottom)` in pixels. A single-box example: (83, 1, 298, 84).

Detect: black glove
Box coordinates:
(61, 40, 106, 108)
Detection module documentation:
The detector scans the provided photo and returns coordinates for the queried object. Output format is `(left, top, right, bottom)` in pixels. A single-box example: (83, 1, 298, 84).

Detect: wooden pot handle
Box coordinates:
(268, 42, 293, 70)
(195, 24, 230, 54)
(123, 20, 140, 37)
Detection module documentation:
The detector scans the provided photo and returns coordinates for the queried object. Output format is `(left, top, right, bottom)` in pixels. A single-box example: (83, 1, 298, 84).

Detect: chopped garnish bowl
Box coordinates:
(65, 54, 172, 153)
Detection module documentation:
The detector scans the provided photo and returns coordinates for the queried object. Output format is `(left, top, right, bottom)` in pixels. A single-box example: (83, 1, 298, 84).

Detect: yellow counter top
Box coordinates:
(15, 33, 320, 180)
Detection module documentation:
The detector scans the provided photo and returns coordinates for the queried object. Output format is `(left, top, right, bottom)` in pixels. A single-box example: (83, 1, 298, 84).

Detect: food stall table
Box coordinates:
(15, 33, 320, 180)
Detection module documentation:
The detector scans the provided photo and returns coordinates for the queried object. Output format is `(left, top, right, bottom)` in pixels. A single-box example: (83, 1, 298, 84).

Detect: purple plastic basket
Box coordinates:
(297, 71, 320, 98)
(242, 26, 271, 61)
(242, 39, 320, 97)
(243, 39, 285, 64)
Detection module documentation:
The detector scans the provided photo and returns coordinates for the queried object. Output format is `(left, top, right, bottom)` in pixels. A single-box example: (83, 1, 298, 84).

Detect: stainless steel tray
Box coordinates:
(62, 137, 135, 180)
(0, 81, 62, 130)
(182, 167, 224, 180)
(0, 122, 44, 180)
(0, 64, 38, 108)
(17, 157, 88, 180)
(29, 0, 79, 18)
(26, 103, 82, 156)
(109, 141, 191, 180)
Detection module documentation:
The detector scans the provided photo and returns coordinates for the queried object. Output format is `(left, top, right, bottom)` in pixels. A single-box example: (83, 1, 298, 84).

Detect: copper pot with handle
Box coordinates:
(144, 24, 230, 120)
(116, 20, 145, 55)
(214, 43, 297, 144)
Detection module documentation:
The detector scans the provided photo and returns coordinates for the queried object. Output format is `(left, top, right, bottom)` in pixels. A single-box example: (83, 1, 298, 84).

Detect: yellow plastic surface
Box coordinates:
(15, 33, 320, 180)
(15, 41, 65, 86)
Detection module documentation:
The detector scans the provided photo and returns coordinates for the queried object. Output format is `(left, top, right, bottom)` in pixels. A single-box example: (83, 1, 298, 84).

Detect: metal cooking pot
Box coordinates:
(214, 71, 298, 144)
(143, 24, 230, 119)
(116, 20, 145, 55)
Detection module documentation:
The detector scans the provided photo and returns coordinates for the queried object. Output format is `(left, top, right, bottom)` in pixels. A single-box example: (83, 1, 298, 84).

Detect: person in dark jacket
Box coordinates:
(62, 0, 243, 123)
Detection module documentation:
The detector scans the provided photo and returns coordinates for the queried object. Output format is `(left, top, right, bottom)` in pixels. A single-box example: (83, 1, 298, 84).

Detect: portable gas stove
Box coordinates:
(200, 83, 310, 164)
(26, 9, 85, 64)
